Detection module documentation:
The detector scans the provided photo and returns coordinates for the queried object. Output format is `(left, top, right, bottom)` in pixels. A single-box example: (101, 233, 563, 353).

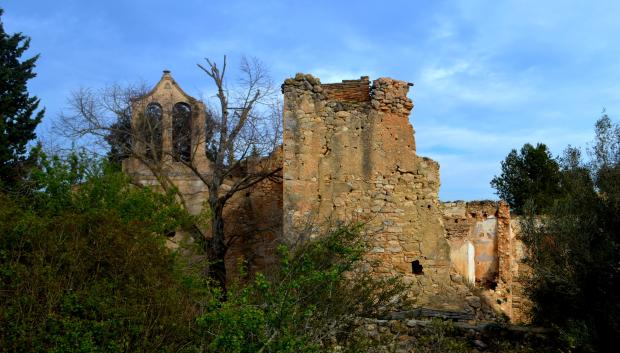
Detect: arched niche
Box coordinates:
(143, 102, 163, 161)
(172, 102, 192, 162)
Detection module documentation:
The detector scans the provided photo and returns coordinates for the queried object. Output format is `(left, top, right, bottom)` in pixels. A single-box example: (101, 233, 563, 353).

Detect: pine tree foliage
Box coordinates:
(0, 7, 44, 186)
(491, 143, 562, 214)
(520, 114, 620, 351)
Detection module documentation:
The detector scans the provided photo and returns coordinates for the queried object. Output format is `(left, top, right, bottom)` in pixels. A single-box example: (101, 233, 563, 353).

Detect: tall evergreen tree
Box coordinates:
(491, 143, 562, 214)
(520, 115, 620, 351)
(0, 7, 44, 187)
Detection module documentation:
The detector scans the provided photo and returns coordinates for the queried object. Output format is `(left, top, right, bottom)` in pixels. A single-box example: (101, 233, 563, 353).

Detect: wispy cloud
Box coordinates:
(4, 0, 620, 200)
(416, 59, 536, 107)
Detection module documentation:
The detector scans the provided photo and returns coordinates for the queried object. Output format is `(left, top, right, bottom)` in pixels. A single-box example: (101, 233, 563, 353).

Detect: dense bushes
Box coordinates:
(0, 152, 411, 352)
(0, 154, 204, 352)
(198, 224, 408, 353)
(517, 114, 620, 352)
(1, 150, 571, 352)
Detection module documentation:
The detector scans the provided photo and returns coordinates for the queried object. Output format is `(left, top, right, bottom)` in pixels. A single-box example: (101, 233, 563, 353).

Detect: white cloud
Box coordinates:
(416, 59, 536, 107)
(428, 17, 456, 41)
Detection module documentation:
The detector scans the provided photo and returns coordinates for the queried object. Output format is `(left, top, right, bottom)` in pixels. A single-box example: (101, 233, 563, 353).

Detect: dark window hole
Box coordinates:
(412, 260, 424, 275)
(483, 278, 498, 290)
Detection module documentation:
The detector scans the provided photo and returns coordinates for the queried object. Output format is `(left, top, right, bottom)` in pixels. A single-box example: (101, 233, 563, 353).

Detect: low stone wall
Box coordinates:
(350, 316, 549, 353)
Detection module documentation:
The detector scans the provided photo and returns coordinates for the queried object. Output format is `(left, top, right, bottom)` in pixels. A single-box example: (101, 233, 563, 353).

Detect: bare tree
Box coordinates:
(195, 56, 282, 289)
(58, 56, 283, 290)
(58, 83, 149, 162)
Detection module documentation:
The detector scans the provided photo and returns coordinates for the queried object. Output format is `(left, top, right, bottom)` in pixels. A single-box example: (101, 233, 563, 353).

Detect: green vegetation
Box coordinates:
(491, 143, 563, 214)
(0, 153, 202, 352)
(0, 7, 44, 188)
(0, 151, 556, 352)
(0, 152, 412, 352)
(496, 113, 620, 352)
(3, 5, 614, 351)
(198, 224, 408, 353)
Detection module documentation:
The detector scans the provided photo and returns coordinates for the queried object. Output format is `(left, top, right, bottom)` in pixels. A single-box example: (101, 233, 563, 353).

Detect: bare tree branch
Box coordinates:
(60, 57, 283, 291)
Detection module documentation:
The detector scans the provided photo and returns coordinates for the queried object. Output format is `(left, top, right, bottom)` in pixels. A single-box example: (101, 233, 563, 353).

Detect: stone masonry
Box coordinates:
(122, 71, 282, 277)
(283, 74, 463, 309)
(124, 71, 531, 323)
(441, 201, 531, 322)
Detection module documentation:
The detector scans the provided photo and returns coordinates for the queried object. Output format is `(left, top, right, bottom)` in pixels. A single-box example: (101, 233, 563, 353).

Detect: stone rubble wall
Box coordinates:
(125, 71, 533, 323)
(441, 201, 531, 322)
(123, 71, 283, 280)
(283, 74, 469, 309)
(507, 219, 532, 323)
(350, 316, 549, 353)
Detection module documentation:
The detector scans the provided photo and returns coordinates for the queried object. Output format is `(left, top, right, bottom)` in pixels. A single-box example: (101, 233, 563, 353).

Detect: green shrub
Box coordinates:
(519, 114, 620, 352)
(197, 224, 409, 353)
(0, 153, 207, 352)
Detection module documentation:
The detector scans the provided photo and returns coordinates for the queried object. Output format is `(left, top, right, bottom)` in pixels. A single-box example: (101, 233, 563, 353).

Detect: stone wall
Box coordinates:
(124, 71, 532, 323)
(352, 315, 549, 353)
(221, 151, 283, 277)
(441, 201, 531, 322)
(283, 74, 463, 309)
(123, 71, 282, 280)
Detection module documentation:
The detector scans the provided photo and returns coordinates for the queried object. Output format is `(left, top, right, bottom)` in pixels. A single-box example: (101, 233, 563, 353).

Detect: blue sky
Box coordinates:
(3, 0, 620, 200)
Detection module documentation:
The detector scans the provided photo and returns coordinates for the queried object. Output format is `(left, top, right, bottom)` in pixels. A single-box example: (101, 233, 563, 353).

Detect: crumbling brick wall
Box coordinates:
(124, 152, 283, 281)
(222, 150, 283, 277)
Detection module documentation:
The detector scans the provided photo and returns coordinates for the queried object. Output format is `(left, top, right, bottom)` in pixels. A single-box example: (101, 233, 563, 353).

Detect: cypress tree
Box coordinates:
(0, 7, 44, 187)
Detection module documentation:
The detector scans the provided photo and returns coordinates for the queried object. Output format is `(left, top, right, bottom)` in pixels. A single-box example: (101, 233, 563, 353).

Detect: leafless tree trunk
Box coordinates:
(58, 56, 282, 290)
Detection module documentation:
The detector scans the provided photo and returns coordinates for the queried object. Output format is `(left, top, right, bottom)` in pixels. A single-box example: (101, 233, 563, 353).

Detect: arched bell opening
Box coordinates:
(143, 102, 163, 161)
(172, 102, 192, 162)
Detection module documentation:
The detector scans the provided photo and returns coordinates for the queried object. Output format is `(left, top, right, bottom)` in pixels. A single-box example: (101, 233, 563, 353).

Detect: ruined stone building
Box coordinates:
(123, 71, 530, 323)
